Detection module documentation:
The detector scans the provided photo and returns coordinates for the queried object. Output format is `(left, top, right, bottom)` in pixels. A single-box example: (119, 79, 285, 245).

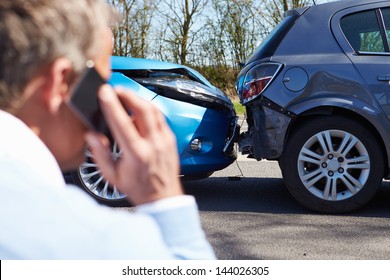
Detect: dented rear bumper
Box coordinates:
(239, 97, 295, 160)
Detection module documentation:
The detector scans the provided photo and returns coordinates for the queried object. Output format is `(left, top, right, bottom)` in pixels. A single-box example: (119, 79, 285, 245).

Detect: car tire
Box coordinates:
(280, 115, 384, 213)
(70, 143, 130, 207)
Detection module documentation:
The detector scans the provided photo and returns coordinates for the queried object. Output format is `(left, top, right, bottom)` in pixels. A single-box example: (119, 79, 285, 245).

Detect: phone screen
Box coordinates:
(68, 65, 108, 134)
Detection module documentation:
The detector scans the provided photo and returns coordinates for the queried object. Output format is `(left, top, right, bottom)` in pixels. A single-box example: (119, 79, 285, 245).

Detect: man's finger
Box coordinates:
(98, 85, 139, 150)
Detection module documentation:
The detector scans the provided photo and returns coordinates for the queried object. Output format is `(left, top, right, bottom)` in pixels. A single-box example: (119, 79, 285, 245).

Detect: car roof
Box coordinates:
(272, 0, 390, 57)
(299, 0, 389, 18)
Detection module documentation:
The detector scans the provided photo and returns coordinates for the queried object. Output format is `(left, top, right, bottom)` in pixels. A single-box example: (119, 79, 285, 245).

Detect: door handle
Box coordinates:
(377, 75, 390, 82)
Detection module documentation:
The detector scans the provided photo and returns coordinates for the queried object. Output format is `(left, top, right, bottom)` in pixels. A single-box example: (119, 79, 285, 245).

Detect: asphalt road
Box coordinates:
(182, 159, 390, 260)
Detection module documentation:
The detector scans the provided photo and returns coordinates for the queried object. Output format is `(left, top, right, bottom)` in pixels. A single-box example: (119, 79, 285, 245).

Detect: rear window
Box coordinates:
(341, 8, 390, 53)
(382, 8, 390, 47)
(246, 11, 300, 64)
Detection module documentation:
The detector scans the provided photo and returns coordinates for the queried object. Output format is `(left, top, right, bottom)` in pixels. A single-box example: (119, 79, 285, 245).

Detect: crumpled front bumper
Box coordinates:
(223, 116, 240, 156)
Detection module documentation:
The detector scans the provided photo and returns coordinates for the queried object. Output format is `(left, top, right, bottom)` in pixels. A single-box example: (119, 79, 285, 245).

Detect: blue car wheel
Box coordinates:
(71, 143, 129, 206)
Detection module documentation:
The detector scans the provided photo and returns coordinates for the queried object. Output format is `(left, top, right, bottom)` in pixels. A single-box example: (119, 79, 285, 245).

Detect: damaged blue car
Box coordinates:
(70, 56, 238, 206)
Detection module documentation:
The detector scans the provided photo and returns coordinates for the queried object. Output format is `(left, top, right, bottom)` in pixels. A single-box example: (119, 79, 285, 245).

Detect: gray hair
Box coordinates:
(0, 0, 114, 110)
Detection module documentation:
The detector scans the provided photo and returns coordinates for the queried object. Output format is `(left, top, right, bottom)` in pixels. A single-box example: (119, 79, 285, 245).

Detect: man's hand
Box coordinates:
(85, 85, 183, 205)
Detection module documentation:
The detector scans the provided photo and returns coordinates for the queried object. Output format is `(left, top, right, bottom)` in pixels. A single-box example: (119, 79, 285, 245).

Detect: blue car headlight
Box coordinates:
(134, 77, 234, 111)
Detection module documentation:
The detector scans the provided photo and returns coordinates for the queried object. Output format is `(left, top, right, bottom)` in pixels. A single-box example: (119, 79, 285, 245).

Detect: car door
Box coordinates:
(333, 4, 390, 119)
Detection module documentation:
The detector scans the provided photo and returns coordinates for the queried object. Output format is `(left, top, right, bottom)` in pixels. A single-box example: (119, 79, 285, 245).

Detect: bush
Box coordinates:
(192, 65, 239, 98)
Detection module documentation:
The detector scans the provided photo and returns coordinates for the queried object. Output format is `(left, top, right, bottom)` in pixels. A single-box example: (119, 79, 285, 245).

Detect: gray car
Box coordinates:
(236, 0, 390, 213)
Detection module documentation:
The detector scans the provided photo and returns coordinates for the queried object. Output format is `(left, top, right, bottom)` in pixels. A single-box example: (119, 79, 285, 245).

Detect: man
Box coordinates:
(0, 0, 215, 259)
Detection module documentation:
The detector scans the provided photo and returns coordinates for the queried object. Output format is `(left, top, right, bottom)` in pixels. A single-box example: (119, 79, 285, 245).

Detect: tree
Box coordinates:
(260, 0, 314, 28)
(215, 0, 264, 68)
(109, 0, 159, 57)
(158, 0, 207, 65)
(191, 0, 264, 95)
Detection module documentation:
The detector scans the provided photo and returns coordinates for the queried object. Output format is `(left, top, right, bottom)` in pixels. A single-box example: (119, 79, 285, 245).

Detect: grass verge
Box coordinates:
(233, 101, 246, 115)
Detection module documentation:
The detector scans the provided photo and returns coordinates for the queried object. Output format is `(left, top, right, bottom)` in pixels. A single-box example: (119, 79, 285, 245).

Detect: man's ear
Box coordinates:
(42, 58, 73, 114)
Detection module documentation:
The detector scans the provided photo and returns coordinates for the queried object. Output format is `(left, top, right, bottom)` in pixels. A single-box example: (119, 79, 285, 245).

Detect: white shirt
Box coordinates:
(0, 110, 215, 259)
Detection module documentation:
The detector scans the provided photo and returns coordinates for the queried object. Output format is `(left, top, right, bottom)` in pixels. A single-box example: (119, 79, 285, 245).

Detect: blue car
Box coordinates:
(70, 56, 238, 206)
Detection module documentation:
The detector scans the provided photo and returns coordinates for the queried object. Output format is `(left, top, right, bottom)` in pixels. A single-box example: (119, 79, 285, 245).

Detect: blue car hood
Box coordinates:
(111, 56, 213, 89)
(109, 72, 156, 102)
(110, 56, 233, 110)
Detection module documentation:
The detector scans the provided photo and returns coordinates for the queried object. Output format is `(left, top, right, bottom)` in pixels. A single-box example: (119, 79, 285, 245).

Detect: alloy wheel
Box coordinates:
(297, 129, 370, 201)
(78, 142, 126, 201)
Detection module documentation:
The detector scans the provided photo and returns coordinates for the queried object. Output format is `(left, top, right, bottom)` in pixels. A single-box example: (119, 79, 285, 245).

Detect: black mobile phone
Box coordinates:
(68, 63, 109, 134)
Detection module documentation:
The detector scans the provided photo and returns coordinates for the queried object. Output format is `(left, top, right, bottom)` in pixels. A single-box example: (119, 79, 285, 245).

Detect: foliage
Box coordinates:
(233, 101, 246, 115)
(192, 64, 238, 97)
(109, 0, 159, 57)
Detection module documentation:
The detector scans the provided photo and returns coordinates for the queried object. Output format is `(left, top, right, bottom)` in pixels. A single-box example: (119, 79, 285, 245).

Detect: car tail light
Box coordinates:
(241, 63, 282, 104)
